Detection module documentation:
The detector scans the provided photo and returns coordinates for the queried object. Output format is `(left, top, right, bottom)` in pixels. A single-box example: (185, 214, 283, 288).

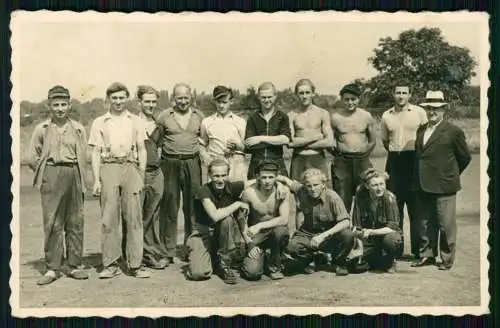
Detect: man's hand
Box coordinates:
(92, 181, 101, 197)
(244, 136, 263, 148)
(227, 139, 243, 151)
(310, 234, 326, 250)
(248, 246, 262, 260)
(363, 229, 372, 239)
(238, 201, 250, 212)
(247, 223, 262, 237)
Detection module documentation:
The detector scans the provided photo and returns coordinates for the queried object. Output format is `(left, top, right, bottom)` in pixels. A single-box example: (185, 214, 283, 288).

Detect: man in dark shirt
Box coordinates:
(352, 168, 403, 273)
(244, 82, 291, 179)
(277, 169, 354, 276)
(137, 85, 169, 270)
(153, 83, 205, 263)
(187, 159, 249, 284)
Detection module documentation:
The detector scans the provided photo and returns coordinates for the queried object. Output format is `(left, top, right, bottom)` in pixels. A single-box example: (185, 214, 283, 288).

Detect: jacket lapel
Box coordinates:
(422, 121, 447, 153)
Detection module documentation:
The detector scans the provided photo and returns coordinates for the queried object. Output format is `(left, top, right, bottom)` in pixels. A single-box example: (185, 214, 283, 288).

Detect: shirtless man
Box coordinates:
(330, 83, 376, 212)
(240, 160, 290, 280)
(289, 79, 334, 188)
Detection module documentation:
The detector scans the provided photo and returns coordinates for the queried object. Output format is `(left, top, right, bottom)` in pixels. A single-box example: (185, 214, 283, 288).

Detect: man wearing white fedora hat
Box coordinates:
(411, 90, 471, 270)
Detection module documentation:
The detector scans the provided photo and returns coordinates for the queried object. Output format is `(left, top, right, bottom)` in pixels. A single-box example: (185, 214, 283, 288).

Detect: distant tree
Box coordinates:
(240, 86, 260, 111)
(365, 27, 477, 107)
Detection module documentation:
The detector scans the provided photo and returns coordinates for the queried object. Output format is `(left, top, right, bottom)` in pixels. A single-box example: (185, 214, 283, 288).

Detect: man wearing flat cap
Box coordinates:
(88, 82, 150, 279)
(29, 85, 89, 285)
(200, 85, 247, 182)
(240, 159, 290, 280)
(411, 90, 471, 271)
(330, 83, 376, 213)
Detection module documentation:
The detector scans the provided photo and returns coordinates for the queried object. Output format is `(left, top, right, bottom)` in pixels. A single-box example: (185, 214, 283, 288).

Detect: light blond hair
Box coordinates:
(301, 168, 327, 184)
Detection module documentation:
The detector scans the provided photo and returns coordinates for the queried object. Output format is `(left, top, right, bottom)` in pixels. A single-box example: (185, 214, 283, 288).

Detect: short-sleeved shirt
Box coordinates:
(155, 107, 205, 156)
(139, 113, 162, 168)
(244, 109, 291, 159)
(290, 181, 350, 233)
(88, 111, 147, 162)
(194, 181, 245, 226)
(352, 187, 400, 232)
(380, 104, 427, 152)
(200, 111, 246, 156)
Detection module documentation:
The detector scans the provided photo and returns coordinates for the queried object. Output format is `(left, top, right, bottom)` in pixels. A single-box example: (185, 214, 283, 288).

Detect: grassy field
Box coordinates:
(18, 118, 480, 164)
(16, 155, 482, 308)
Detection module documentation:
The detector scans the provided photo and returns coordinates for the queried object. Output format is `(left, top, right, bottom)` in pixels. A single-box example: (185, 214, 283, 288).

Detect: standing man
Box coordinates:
(200, 85, 247, 182)
(380, 82, 427, 259)
(240, 160, 290, 281)
(137, 85, 169, 270)
(29, 86, 89, 285)
(330, 83, 376, 213)
(88, 82, 150, 279)
(154, 83, 205, 264)
(277, 169, 354, 276)
(411, 91, 471, 270)
(288, 79, 334, 187)
(244, 82, 291, 179)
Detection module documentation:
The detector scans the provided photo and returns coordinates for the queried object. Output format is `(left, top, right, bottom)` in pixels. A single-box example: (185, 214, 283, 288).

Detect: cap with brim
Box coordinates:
(340, 83, 361, 97)
(48, 86, 70, 99)
(213, 85, 233, 100)
(256, 159, 280, 173)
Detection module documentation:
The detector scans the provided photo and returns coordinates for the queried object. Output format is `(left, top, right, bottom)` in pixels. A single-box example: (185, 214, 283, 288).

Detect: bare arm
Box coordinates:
(253, 193, 290, 230)
(201, 198, 244, 223)
(321, 219, 350, 239)
(307, 111, 335, 149)
(258, 135, 290, 146)
(380, 117, 390, 152)
(365, 115, 377, 153)
(91, 146, 101, 185)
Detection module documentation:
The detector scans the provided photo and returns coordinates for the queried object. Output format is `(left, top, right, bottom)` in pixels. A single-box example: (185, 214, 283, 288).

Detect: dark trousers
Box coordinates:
(160, 155, 202, 258)
(332, 154, 373, 212)
(416, 191, 457, 266)
(385, 151, 419, 255)
(363, 232, 403, 269)
(40, 164, 84, 271)
(241, 226, 289, 280)
(185, 218, 242, 280)
(247, 156, 288, 180)
(142, 167, 168, 263)
(290, 153, 332, 188)
(287, 228, 354, 268)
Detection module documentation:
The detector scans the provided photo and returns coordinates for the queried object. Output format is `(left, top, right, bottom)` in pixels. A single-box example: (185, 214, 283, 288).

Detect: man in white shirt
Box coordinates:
(200, 85, 247, 182)
(380, 82, 427, 259)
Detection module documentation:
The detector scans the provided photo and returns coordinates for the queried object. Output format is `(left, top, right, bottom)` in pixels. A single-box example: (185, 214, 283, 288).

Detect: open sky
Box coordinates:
(12, 12, 487, 102)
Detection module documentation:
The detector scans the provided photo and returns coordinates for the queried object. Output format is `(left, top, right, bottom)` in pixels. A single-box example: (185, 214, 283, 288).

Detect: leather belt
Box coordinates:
(164, 153, 199, 160)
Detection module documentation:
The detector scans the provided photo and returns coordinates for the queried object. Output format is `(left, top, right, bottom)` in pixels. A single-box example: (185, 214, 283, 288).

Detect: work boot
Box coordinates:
(386, 260, 398, 274)
(218, 267, 237, 284)
(269, 271, 285, 280)
(68, 267, 89, 280)
(335, 265, 349, 276)
(37, 270, 58, 286)
(131, 267, 152, 278)
(99, 265, 121, 279)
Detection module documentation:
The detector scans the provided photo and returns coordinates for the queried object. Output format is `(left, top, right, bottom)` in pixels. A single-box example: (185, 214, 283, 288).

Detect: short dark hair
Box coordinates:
(137, 85, 160, 100)
(208, 158, 230, 174)
(392, 81, 412, 93)
(106, 82, 130, 98)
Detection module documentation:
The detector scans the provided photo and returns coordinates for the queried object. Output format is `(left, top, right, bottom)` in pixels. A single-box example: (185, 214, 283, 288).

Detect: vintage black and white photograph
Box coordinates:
(9, 11, 489, 317)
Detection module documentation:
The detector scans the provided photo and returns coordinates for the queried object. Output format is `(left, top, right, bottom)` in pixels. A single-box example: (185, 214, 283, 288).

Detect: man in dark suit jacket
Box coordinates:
(411, 91, 471, 270)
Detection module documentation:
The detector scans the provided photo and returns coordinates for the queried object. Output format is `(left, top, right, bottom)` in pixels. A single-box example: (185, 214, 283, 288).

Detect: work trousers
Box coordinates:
(287, 228, 354, 268)
(40, 164, 84, 271)
(160, 155, 202, 258)
(240, 226, 289, 280)
(416, 191, 457, 266)
(142, 167, 168, 264)
(385, 151, 419, 255)
(100, 163, 144, 269)
(362, 232, 403, 269)
(332, 154, 373, 213)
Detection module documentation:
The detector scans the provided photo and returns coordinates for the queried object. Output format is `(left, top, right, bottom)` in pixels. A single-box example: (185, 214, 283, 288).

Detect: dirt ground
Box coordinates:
(16, 156, 483, 308)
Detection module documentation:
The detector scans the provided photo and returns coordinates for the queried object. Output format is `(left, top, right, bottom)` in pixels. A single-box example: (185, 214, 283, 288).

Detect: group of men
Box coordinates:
(29, 78, 471, 286)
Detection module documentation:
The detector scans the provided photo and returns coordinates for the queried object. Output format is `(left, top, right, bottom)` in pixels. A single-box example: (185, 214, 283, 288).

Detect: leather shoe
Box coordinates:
(410, 257, 435, 267)
(438, 263, 452, 271)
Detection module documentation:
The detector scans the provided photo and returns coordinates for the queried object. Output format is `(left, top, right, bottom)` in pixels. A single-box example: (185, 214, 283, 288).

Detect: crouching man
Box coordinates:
(351, 168, 403, 273)
(240, 160, 290, 281)
(277, 169, 354, 276)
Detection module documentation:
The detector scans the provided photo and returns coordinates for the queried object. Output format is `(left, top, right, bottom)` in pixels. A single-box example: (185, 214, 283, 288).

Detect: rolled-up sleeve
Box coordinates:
(328, 191, 350, 223)
(87, 118, 103, 148)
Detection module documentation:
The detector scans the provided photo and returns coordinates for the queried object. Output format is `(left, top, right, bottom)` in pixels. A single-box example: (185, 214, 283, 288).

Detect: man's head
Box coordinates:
(212, 85, 233, 115)
(256, 160, 279, 191)
(208, 158, 230, 190)
(257, 82, 277, 111)
(172, 83, 192, 112)
(295, 79, 315, 108)
(106, 82, 130, 113)
(393, 81, 412, 108)
(340, 83, 361, 111)
(301, 168, 327, 199)
(47, 85, 71, 121)
(361, 168, 389, 198)
(419, 90, 448, 125)
(137, 85, 160, 117)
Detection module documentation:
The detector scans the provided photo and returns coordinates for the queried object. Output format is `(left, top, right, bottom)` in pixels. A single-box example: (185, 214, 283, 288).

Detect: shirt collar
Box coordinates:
(308, 189, 327, 203)
(42, 118, 83, 132)
(139, 112, 156, 122)
(427, 118, 443, 129)
(209, 181, 232, 197)
(213, 111, 234, 119)
(103, 110, 133, 121)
